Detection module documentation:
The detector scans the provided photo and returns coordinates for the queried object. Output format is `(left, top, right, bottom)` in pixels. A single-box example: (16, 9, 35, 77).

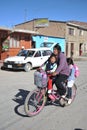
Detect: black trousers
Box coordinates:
(53, 74, 68, 96)
(67, 87, 72, 99)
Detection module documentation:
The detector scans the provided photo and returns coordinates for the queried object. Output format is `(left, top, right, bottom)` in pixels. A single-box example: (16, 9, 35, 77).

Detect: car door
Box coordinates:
(41, 50, 52, 64)
(33, 50, 43, 67)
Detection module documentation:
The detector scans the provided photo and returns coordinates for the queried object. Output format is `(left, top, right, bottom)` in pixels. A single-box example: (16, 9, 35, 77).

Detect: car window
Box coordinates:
(34, 51, 41, 57)
(40, 42, 53, 47)
(27, 50, 35, 57)
(17, 50, 35, 57)
(17, 50, 28, 56)
(42, 50, 52, 56)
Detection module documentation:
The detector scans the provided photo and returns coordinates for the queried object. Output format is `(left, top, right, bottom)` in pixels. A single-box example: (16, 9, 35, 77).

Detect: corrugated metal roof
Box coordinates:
(0, 26, 11, 31)
(12, 28, 39, 34)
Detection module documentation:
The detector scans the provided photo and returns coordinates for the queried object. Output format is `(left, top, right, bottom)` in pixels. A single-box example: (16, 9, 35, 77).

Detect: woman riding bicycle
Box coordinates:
(24, 44, 77, 117)
(52, 44, 70, 97)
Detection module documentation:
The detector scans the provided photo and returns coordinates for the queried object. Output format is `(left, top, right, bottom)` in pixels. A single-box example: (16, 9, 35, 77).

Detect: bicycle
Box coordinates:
(24, 70, 77, 117)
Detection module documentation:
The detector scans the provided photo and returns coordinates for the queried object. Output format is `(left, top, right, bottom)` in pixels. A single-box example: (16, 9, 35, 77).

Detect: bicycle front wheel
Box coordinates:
(24, 88, 47, 117)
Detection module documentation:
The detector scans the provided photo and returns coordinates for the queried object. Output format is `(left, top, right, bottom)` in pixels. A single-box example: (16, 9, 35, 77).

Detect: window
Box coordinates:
(9, 37, 13, 48)
(9, 36, 19, 48)
(40, 42, 53, 48)
(79, 30, 83, 36)
(25, 35, 30, 41)
(68, 28, 75, 35)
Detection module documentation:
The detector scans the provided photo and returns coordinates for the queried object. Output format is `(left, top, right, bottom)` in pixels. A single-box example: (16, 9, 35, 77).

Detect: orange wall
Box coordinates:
(0, 32, 32, 60)
(1, 40, 32, 60)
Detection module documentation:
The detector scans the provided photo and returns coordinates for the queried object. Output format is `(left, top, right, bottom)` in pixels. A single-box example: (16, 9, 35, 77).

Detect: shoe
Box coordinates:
(68, 99, 72, 104)
(61, 95, 66, 98)
(48, 89, 52, 94)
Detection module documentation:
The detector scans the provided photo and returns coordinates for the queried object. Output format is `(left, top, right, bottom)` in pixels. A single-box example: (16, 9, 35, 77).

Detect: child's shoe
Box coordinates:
(61, 94, 66, 98)
(68, 98, 72, 104)
(48, 89, 52, 94)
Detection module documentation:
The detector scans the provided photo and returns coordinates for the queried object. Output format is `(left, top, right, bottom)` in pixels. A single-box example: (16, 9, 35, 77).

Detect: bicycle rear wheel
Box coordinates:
(59, 83, 77, 106)
(71, 83, 77, 103)
(24, 88, 47, 117)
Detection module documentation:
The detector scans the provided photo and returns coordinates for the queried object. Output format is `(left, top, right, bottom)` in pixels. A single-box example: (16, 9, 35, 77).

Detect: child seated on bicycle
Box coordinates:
(67, 57, 76, 104)
(40, 53, 57, 99)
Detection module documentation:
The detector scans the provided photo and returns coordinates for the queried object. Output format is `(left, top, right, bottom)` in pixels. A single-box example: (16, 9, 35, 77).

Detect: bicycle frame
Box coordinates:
(24, 83, 77, 117)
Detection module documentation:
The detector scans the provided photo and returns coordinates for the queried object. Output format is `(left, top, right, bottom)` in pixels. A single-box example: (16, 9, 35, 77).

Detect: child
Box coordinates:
(41, 54, 57, 99)
(67, 57, 76, 104)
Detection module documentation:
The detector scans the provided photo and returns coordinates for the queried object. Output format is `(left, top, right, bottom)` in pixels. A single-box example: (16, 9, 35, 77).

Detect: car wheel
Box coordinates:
(24, 63, 32, 72)
(1, 66, 5, 70)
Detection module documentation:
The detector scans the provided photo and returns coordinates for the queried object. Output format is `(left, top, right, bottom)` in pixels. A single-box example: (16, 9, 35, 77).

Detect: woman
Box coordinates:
(52, 44, 70, 96)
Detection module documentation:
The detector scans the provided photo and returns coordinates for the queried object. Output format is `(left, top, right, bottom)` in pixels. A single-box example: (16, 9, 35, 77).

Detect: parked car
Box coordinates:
(2, 48, 52, 72)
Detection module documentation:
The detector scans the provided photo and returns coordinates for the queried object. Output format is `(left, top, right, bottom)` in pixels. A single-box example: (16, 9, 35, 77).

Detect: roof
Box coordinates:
(0, 26, 11, 31)
(12, 28, 39, 35)
(15, 19, 66, 26)
(0, 26, 38, 35)
(14, 19, 66, 38)
(67, 20, 87, 29)
(14, 19, 87, 37)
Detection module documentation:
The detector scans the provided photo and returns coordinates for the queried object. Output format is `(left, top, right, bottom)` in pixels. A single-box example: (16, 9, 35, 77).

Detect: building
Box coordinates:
(0, 27, 38, 60)
(32, 35, 65, 52)
(1, 19, 87, 60)
(0, 27, 11, 60)
(15, 19, 87, 58)
(66, 21, 87, 57)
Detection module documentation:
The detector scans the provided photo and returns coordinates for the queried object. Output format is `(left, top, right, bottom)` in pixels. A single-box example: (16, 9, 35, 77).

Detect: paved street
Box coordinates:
(0, 60, 87, 130)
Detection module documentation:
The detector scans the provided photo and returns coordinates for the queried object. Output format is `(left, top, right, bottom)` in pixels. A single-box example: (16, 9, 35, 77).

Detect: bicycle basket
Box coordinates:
(34, 70, 48, 88)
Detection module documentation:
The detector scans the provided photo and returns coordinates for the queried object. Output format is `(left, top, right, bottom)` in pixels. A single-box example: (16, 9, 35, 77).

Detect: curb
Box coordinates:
(74, 57, 87, 61)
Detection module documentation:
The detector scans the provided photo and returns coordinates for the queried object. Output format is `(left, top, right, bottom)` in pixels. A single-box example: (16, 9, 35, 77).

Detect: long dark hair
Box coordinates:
(53, 44, 61, 52)
(67, 57, 74, 65)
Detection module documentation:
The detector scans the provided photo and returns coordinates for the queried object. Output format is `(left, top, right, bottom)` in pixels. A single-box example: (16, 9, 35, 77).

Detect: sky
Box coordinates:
(0, 0, 87, 28)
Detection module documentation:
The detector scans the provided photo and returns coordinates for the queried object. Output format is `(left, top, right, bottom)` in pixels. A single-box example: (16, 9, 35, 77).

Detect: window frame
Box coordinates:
(68, 28, 75, 35)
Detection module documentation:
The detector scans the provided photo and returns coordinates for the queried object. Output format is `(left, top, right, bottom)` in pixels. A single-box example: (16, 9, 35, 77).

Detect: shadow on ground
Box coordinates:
(13, 89, 30, 117)
(74, 128, 85, 130)
(12, 89, 61, 117)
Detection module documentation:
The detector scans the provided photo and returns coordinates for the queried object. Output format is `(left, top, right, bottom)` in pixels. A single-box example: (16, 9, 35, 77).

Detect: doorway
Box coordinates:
(79, 43, 83, 56)
(70, 43, 74, 58)
(32, 41, 36, 48)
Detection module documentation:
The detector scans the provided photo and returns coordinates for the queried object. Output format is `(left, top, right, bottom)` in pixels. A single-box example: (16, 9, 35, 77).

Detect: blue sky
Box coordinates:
(0, 0, 87, 27)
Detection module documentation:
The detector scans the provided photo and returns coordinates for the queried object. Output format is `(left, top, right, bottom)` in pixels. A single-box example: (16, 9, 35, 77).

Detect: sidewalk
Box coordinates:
(74, 56, 87, 61)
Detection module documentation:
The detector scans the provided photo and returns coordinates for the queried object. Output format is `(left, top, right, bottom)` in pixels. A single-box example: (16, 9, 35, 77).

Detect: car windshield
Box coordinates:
(17, 50, 35, 57)
(40, 42, 54, 48)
